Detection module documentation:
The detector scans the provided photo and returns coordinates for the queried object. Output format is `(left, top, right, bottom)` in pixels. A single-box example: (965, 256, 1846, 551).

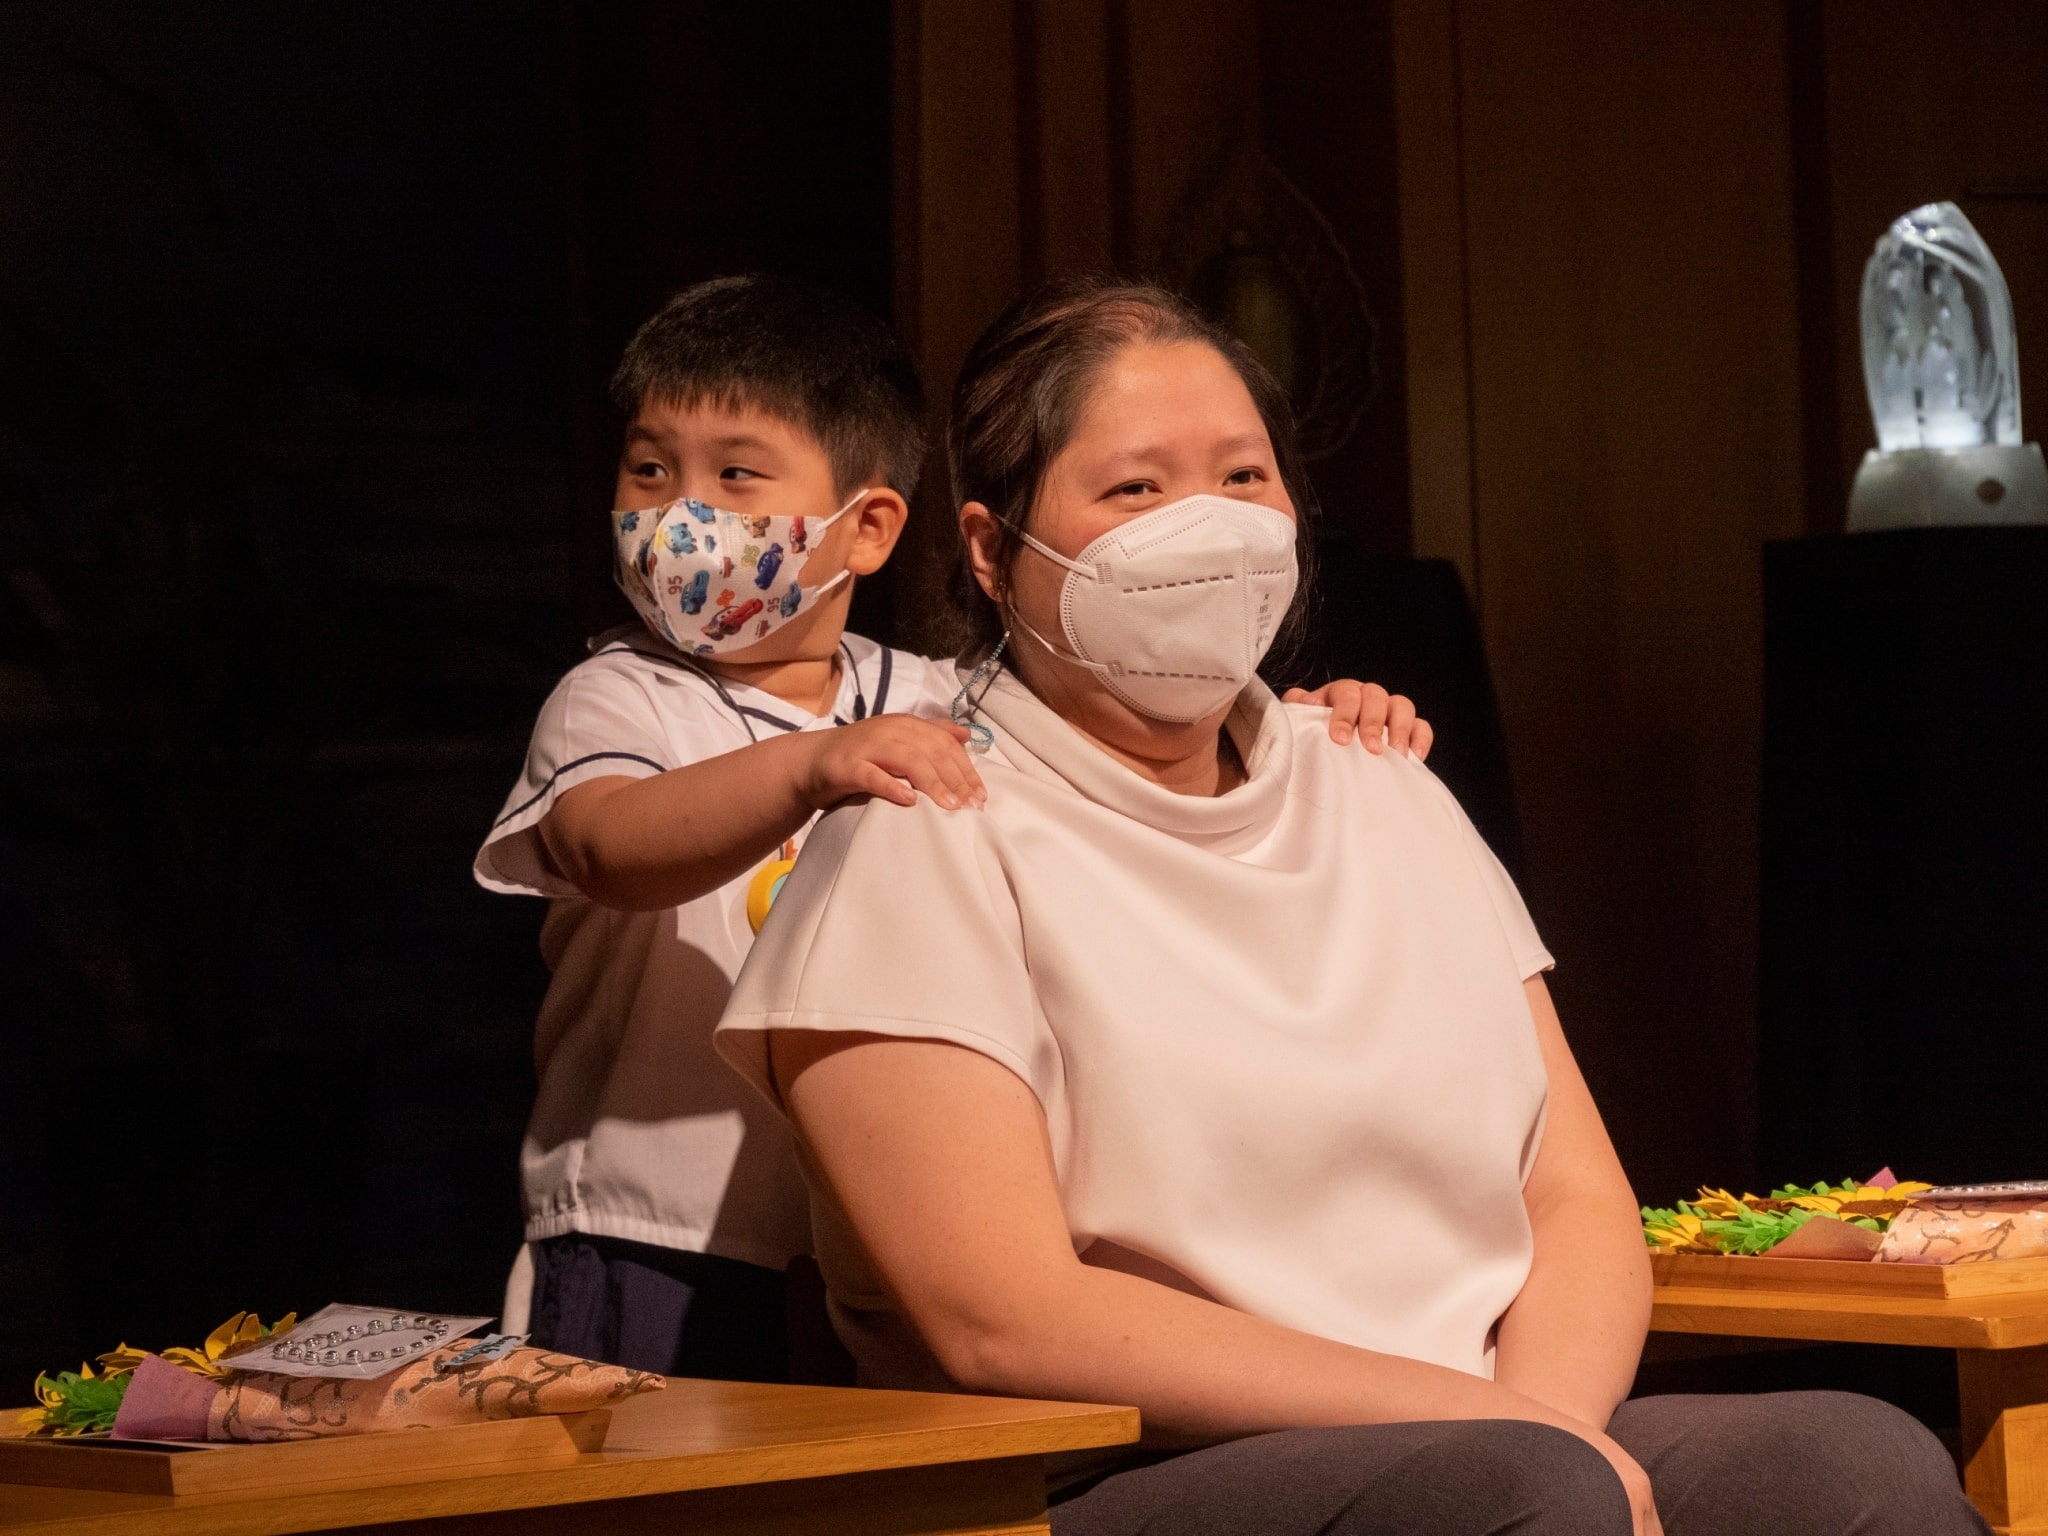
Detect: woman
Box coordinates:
(715, 281, 1984, 1536)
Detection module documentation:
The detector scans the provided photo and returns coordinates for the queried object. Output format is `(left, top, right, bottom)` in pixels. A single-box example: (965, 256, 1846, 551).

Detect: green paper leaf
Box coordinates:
(32, 1371, 128, 1434)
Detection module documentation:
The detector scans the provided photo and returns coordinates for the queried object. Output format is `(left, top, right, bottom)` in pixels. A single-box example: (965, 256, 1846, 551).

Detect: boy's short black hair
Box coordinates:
(610, 274, 927, 496)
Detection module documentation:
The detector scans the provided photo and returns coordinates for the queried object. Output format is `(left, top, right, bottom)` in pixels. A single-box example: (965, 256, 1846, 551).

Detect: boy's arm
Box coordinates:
(537, 716, 986, 912)
(1282, 680, 1435, 759)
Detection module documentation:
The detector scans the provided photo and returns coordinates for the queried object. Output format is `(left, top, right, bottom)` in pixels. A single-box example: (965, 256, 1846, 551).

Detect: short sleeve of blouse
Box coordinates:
(1413, 762, 1554, 981)
(474, 662, 676, 897)
(714, 793, 1054, 1114)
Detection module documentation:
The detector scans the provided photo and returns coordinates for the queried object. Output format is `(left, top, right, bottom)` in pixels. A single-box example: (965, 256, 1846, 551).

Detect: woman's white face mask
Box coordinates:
(1008, 492, 1299, 722)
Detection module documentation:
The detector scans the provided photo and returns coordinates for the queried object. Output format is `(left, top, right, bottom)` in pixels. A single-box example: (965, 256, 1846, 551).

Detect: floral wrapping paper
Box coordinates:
(207, 1339, 663, 1441)
(1877, 1200, 2048, 1264)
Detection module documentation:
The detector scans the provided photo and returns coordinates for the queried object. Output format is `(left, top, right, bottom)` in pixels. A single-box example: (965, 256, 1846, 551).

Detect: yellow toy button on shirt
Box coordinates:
(747, 840, 798, 933)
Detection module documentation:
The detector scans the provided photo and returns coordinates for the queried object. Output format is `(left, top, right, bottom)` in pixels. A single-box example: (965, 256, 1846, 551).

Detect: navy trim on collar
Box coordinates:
(872, 644, 894, 716)
(595, 634, 882, 737)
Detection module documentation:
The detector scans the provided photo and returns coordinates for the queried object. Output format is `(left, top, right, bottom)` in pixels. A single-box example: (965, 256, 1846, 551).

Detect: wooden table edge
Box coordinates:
(0, 1403, 1142, 1535)
(1651, 1287, 2048, 1351)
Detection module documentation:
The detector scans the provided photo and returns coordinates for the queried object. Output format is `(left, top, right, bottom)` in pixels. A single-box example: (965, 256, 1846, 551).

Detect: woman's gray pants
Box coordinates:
(1049, 1391, 1988, 1535)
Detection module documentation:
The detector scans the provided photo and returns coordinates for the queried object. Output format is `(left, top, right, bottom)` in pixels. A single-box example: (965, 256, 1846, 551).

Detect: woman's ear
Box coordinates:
(843, 488, 909, 577)
(960, 501, 1004, 600)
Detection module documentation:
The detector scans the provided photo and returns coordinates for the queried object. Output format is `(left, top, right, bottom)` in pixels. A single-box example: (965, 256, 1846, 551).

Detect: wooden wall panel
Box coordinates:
(891, 0, 1263, 650)
(1259, 0, 1412, 553)
(1388, 1, 1476, 586)
(1119, 0, 1261, 264)
(1448, 1, 1807, 1197)
(1388, 1, 2048, 1198)
(891, 0, 1023, 653)
(1019, 0, 1115, 282)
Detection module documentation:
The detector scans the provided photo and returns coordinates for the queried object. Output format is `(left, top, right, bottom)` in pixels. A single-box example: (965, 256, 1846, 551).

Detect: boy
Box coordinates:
(476, 275, 1424, 1382)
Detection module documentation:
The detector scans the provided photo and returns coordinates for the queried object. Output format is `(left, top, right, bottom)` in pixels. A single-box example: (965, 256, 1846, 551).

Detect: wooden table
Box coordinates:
(0, 1378, 1139, 1536)
(1651, 1253, 2048, 1535)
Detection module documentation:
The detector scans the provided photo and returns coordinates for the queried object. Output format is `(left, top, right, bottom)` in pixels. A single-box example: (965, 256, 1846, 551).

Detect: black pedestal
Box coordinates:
(1295, 539, 1523, 883)
(1761, 528, 2048, 1184)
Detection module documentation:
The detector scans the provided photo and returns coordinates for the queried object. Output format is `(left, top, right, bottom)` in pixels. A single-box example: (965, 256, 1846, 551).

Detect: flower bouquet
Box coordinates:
(21, 1305, 663, 1443)
(1644, 1172, 2048, 1264)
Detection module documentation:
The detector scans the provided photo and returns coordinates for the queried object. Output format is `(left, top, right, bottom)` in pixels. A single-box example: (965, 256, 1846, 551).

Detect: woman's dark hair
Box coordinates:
(945, 278, 1318, 679)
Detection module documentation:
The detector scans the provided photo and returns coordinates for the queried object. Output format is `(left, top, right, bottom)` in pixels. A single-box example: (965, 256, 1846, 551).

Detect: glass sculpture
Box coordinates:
(1861, 202, 2019, 453)
(1848, 201, 2046, 531)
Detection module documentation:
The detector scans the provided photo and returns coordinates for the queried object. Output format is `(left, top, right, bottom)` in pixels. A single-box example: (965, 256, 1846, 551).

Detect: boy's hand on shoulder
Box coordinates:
(1282, 680, 1433, 760)
(799, 716, 989, 814)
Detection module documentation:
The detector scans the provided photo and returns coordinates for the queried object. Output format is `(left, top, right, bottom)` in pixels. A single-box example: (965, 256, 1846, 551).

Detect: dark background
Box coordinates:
(0, 1, 894, 1392)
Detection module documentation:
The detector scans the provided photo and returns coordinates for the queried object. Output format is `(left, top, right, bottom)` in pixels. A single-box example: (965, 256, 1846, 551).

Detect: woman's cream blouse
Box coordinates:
(717, 670, 1554, 1390)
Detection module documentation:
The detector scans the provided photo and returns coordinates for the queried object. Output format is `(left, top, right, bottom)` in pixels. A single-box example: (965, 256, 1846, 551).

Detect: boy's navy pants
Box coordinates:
(526, 1232, 788, 1383)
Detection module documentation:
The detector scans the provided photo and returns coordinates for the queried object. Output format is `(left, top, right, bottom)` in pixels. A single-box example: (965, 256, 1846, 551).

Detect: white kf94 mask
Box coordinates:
(1008, 493, 1299, 722)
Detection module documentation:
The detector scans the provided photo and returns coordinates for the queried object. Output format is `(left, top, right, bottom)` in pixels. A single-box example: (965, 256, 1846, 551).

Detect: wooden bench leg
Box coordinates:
(1960, 1345, 2048, 1534)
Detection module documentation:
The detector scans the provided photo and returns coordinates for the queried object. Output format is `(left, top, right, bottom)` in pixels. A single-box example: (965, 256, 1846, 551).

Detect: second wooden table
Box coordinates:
(1652, 1252, 2048, 1536)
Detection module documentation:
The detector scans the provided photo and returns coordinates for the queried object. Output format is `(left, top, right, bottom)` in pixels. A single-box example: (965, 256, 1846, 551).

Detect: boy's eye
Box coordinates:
(720, 466, 761, 482)
(630, 459, 666, 479)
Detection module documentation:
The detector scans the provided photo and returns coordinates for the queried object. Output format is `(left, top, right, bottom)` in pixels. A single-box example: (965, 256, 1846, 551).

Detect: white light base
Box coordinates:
(1847, 443, 2048, 532)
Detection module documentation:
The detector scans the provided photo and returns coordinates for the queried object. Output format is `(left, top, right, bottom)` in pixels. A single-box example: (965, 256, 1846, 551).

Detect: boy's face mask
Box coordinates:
(612, 490, 865, 656)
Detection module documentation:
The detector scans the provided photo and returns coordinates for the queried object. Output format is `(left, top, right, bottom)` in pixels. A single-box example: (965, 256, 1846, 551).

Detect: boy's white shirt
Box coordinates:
(476, 624, 955, 1269)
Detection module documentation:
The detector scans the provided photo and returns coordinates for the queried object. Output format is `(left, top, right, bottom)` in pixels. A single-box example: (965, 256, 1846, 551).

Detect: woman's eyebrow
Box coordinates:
(1092, 433, 1273, 474)
(1088, 446, 1172, 476)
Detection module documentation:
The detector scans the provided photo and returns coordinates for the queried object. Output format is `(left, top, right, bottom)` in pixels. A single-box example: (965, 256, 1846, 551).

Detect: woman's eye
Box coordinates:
(1224, 467, 1265, 486)
(1111, 480, 1155, 498)
(631, 460, 666, 480)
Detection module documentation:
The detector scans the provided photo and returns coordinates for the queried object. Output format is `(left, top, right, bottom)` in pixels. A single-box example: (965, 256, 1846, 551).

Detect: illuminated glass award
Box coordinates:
(1848, 202, 2047, 530)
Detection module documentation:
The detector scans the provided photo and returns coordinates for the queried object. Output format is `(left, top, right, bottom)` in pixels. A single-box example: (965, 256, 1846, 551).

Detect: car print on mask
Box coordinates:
(675, 568, 710, 614)
(754, 543, 784, 589)
(703, 597, 764, 641)
(683, 499, 717, 524)
(663, 523, 696, 556)
(789, 516, 807, 552)
(777, 582, 803, 618)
